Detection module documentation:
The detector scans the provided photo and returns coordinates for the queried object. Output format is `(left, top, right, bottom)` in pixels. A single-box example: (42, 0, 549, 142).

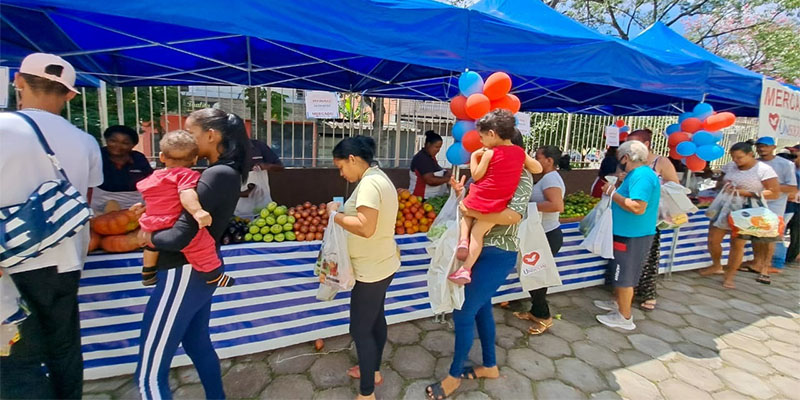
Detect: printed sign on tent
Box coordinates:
(515, 112, 531, 136)
(305, 91, 339, 119)
(0, 67, 8, 109)
(605, 126, 620, 147)
(758, 78, 800, 140)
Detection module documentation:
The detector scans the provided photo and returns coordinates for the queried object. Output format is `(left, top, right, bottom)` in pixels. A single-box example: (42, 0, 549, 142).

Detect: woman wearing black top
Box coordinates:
(134, 109, 249, 399)
(90, 125, 154, 211)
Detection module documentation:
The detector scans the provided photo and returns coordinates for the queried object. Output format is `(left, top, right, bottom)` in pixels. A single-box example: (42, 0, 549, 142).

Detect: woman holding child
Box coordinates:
(134, 108, 250, 399)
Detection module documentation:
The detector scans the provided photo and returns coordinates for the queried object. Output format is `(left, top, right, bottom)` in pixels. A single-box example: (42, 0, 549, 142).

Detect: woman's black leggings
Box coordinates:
(528, 228, 564, 319)
(350, 274, 394, 396)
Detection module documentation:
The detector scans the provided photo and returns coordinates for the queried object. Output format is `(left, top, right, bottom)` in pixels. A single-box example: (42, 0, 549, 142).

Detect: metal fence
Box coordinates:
(6, 84, 761, 169)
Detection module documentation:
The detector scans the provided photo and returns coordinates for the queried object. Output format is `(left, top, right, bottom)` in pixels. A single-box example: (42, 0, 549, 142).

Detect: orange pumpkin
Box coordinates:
(88, 231, 102, 253)
(91, 210, 139, 235)
(100, 230, 141, 253)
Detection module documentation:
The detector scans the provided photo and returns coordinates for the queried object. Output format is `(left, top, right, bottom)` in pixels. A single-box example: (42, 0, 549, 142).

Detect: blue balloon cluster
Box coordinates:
(458, 71, 484, 97)
(446, 142, 471, 165)
(664, 103, 726, 162)
(451, 120, 475, 142)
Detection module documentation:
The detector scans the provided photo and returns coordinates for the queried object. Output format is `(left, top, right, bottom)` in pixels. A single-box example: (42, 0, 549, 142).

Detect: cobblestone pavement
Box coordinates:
(84, 267, 800, 399)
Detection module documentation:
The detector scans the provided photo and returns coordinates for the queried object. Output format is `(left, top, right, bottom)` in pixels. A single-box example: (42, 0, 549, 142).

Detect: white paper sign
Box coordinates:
(605, 125, 620, 147)
(759, 77, 800, 140)
(0, 67, 8, 109)
(304, 91, 339, 119)
(515, 112, 531, 136)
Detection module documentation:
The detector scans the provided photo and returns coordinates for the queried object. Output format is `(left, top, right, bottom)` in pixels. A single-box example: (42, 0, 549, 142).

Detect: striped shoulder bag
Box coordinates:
(0, 111, 92, 268)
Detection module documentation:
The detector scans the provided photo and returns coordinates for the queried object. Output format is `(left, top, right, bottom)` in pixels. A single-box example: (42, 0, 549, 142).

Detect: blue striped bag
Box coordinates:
(0, 112, 92, 269)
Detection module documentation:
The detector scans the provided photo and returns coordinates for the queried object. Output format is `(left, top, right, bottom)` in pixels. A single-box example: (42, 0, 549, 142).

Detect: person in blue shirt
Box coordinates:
(593, 140, 660, 331)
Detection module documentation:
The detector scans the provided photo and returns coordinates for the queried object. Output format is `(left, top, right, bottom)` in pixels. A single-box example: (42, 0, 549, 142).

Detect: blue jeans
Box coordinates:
(449, 246, 517, 377)
(136, 265, 224, 399)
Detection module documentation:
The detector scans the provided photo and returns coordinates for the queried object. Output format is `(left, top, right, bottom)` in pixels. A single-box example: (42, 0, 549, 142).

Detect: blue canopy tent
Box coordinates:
(0, 0, 773, 115)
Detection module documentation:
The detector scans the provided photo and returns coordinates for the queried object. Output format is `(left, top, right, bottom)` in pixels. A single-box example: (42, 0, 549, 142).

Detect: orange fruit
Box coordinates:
(396, 227, 405, 235)
(419, 225, 429, 233)
(404, 220, 413, 228)
(398, 203, 405, 210)
(396, 220, 403, 227)
(400, 191, 411, 200)
(420, 217, 429, 225)
(409, 196, 418, 204)
(397, 211, 403, 219)
(415, 211, 424, 219)
(427, 211, 437, 219)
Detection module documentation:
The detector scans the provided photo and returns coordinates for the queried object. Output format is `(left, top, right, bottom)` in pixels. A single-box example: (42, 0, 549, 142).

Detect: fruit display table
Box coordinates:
(79, 211, 744, 379)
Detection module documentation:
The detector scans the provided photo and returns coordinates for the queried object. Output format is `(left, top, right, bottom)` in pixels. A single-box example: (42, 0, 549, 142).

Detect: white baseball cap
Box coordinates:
(19, 53, 79, 94)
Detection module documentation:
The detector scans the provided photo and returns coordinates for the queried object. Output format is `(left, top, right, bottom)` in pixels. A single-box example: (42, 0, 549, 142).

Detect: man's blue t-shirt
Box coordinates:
(612, 165, 660, 238)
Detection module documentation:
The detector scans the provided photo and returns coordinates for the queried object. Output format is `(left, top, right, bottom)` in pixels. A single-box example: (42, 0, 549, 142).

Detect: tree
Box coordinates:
(243, 87, 291, 138)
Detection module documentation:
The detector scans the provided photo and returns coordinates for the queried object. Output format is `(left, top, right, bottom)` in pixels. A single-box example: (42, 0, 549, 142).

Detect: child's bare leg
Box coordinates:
(142, 249, 159, 286)
(463, 220, 495, 271)
(456, 215, 475, 261)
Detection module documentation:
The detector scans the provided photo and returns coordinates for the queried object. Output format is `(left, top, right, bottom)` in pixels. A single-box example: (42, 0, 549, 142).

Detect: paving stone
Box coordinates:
(760, 293, 800, 310)
(113, 381, 140, 400)
(468, 341, 506, 367)
(715, 367, 776, 399)
(173, 383, 206, 400)
(692, 284, 730, 300)
(421, 330, 455, 357)
(387, 322, 422, 345)
(590, 390, 622, 400)
(673, 343, 723, 370)
(711, 390, 750, 400)
(606, 369, 660, 400)
(727, 298, 767, 314)
(236, 350, 270, 363)
(721, 341, 777, 371)
(415, 317, 450, 331)
(176, 365, 202, 385)
(483, 367, 534, 400)
(767, 375, 800, 400)
(535, 379, 588, 400)
(309, 353, 351, 389)
(658, 379, 713, 400)
(723, 322, 769, 341)
(726, 289, 763, 304)
(261, 374, 314, 400)
(689, 293, 730, 308)
(453, 391, 491, 400)
(661, 281, 695, 293)
(492, 306, 508, 323)
(548, 293, 573, 308)
(766, 354, 800, 379)
(647, 309, 687, 327)
(267, 343, 319, 375)
(528, 333, 572, 358)
(572, 340, 621, 369)
(688, 304, 730, 321)
(764, 325, 800, 345)
(348, 340, 393, 365)
(725, 308, 763, 325)
(323, 335, 353, 350)
(667, 359, 724, 392)
(765, 315, 800, 330)
(653, 298, 692, 314)
(169, 371, 180, 390)
(618, 350, 671, 382)
(220, 358, 233, 375)
(720, 332, 770, 356)
(635, 320, 683, 343)
(763, 302, 800, 318)
(680, 327, 724, 351)
(222, 362, 271, 399)
(629, 334, 676, 360)
(547, 319, 586, 342)
(585, 326, 632, 352)
(82, 394, 112, 400)
(683, 314, 729, 336)
(430, 358, 479, 393)
(83, 376, 131, 394)
(563, 307, 606, 329)
(494, 324, 523, 349)
(507, 348, 555, 381)
(392, 345, 436, 379)
(372, 367, 403, 400)
(504, 311, 536, 332)
(765, 339, 800, 357)
(555, 358, 607, 393)
(657, 288, 690, 302)
(314, 386, 355, 399)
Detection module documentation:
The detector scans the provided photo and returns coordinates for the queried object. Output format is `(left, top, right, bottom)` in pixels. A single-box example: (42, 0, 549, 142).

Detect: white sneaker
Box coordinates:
(596, 311, 636, 330)
(593, 300, 618, 311)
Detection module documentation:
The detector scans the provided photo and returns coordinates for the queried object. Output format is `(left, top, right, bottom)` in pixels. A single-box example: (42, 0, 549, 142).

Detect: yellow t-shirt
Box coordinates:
(344, 166, 401, 283)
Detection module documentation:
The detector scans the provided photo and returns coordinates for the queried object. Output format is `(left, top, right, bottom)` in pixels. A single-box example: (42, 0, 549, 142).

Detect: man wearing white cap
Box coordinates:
(0, 53, 103, 398)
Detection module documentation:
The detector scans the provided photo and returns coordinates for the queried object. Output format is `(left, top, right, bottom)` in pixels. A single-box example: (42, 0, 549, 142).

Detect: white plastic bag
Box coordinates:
(580, 191, 614, 259)
(730, 196, 783, 239)
(314, 213, 355, 298)
(234, 168, 273, 218)
(517, 203, 562, 291)
(705, 184, 744, 230)
(427, 190, 458, 240)
(658, 182, 699, 229)
(426, 192, 465, 314)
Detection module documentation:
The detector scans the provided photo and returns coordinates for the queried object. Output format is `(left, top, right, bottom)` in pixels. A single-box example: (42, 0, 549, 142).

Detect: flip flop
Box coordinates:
(425, 382, 449, 400)
(347, 366, 384, 386)
(738, 265, 760, 274)
(756, 274, 771, 285)
(528, 319, 553, 335)
(639, 300, 656, 312)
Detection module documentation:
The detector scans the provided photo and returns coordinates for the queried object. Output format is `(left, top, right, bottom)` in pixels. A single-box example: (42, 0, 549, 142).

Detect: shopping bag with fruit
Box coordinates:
(728, 196, 783, 239)
(516, 203, 561, 291)
(426, 191, 465, 314)
(580, 190, 614, 259)
(427, 190, 459, 240)
(705, 184, 745, 230)
(658, 182, 698, 229)
(314, 213, 354, 298)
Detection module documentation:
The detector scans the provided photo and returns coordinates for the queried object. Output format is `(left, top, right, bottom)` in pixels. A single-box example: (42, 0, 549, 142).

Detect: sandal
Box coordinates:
(347, 366, 384, 386)
(513, 311, 535, 322)
(455, 239, 469, 262)
(459, 367, 479, 380)
(448, 266, 472, 285)
(425, 382, 449, 400)
(756, 274, 771, 285)
(639, 300, 656, 312)
(739, 265, 760, 274)
(528, 318, 553, 335)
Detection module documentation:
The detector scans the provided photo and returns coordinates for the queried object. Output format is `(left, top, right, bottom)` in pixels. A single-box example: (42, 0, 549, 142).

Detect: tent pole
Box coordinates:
(563, 113, 573, 151)
(98, 81, 109, 141)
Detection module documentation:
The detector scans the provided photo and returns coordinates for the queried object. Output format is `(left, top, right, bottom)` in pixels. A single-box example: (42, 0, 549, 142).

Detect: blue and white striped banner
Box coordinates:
(79, 211, 747, 379)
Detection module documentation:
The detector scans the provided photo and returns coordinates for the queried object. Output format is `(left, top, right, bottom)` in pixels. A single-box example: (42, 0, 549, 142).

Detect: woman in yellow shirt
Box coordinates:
(326, 136, 400, 400)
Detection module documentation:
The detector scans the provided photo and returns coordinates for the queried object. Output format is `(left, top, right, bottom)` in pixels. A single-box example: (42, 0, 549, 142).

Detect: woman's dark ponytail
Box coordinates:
(189, 108, 251, 184)
(538, 145, 571, 171)
(558, 155, 572, 171)
(332, 135, 377, 166)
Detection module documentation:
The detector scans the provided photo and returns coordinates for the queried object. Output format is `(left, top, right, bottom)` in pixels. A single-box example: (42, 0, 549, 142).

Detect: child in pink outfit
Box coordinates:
(450, 110, 542, 285)
(137, 130, 234, 287)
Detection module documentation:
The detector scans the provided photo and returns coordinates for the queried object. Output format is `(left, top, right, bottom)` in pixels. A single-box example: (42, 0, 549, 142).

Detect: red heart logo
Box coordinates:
(769, 113, 780, 130)
(522, 251, 540, 266)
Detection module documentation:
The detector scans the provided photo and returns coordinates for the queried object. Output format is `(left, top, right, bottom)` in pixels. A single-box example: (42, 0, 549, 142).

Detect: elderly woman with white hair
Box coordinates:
(593, 140, 661, 330)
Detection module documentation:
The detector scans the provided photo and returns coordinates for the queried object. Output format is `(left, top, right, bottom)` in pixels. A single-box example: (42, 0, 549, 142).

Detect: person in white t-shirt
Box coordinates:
(0, 53, 103, 399)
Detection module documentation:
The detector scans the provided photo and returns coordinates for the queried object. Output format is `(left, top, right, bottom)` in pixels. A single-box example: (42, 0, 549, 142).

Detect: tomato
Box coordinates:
(396, 227, 405, 235)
